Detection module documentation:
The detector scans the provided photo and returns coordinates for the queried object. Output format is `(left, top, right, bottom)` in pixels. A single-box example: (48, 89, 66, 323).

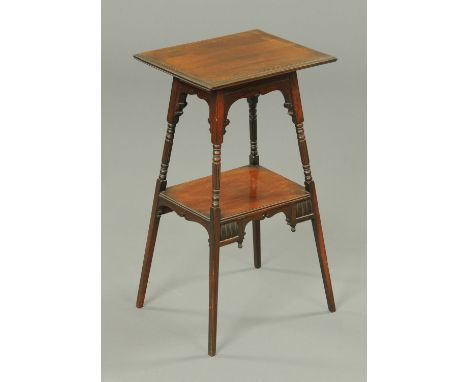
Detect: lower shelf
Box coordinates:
(158, 165, 315, 245)
(160, 165, 311, 222)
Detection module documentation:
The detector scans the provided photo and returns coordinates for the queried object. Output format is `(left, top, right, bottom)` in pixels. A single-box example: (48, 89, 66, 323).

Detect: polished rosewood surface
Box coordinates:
(134, 29, 336, 90)
(160, 165, 310, 220)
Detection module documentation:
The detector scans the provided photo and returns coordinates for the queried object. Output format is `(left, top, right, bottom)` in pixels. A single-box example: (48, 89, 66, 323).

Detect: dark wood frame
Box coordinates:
(136, 71, 335, 356)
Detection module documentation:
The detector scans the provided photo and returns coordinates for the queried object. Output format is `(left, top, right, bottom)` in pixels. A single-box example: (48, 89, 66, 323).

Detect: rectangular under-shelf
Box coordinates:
(159, 165, 310, 222)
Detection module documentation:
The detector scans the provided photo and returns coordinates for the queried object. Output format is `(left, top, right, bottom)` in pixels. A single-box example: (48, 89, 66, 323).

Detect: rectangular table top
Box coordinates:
(160, 165, 310, 221)
(134, 29, 336, 90)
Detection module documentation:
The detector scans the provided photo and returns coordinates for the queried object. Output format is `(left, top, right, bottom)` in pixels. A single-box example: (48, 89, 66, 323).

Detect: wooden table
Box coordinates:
(134, 29, 337, 356)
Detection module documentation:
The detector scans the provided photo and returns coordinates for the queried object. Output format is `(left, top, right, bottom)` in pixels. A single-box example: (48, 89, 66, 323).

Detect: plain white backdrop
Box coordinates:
(0, 1, 100, 381)
(368, 1, 468, 380)
(0, 1, 467, 381)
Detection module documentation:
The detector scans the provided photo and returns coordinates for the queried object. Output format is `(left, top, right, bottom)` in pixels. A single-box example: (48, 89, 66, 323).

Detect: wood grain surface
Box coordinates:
(160, 165, 310, 220)
(134, 29, 336, 90)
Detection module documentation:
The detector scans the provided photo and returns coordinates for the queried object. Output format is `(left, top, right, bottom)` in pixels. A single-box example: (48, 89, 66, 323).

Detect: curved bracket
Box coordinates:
(174, 73, 294, 137)
(223, 73, 292, 117)
(158, 197, 210, 235)
(176, 78, 212, 106)
(172, 209, 210, 235)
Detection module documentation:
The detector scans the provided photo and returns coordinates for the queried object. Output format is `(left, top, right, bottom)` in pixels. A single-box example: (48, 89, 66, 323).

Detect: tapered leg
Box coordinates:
(284, 72, 336, 312)
(208, 207, 221, 356)
(247, 96, 262, 268)
(311, 182, 336, 312)
(136, 79, 187, 308)
(136, 183, 162, 308)
(208, 144, 222, 356)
